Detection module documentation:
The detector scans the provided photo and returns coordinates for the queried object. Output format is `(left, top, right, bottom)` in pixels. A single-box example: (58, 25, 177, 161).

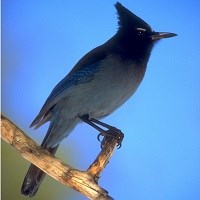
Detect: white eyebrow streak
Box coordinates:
(136, 27, 146, 32)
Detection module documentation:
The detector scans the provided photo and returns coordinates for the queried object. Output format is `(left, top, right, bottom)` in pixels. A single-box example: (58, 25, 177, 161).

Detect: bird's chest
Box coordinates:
(88, 57, 146, 116)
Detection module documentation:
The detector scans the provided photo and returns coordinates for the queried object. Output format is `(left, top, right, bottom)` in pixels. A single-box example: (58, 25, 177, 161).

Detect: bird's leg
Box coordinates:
(79, 114, 124, 148)
(90, 118, 118, 130)
(79, 114, 105, 132)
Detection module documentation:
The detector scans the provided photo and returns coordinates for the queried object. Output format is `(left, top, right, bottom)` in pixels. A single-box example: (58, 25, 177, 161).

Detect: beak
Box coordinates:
(151, 32, 177, 41)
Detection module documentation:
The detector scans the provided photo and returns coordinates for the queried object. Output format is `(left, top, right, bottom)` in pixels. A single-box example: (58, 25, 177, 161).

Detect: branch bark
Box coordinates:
(1, 114, 122, 200)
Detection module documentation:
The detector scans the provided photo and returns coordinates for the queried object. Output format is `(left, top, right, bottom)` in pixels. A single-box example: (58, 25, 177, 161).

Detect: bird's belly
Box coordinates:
(86, 76, 141, 118)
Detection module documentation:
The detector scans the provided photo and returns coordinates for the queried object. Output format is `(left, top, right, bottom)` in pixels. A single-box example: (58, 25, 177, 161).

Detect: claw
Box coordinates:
(97, 133, 103, 142)
(97, 129, 124, 149)
(115, 131, 124, 149)
(117, 143, 122, 149)
(97, 133, 108, 149)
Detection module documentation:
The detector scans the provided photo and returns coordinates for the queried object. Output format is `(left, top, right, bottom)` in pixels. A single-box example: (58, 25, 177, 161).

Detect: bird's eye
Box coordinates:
(136, 28, 146, 36)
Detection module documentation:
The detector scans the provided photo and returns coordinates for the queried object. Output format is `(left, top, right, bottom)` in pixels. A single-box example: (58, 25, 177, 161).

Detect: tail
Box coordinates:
(21, 143, 59, 197)
(21, 105, 78, 196)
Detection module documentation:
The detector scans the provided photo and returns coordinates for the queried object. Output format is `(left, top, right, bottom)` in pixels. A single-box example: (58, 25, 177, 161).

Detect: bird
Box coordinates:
(21, 2, 177, 197)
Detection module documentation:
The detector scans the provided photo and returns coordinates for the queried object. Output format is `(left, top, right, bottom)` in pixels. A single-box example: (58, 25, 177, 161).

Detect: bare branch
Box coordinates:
(1, 114, 121, 200)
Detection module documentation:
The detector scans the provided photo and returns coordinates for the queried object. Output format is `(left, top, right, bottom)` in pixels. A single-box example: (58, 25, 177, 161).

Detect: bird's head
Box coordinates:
(115, 2, 177, 61)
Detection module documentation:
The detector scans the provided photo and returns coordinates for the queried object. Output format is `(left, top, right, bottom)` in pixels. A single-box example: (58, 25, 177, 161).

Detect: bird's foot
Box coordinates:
(97, 128, 124, 149)
(79, 114, 124, 149)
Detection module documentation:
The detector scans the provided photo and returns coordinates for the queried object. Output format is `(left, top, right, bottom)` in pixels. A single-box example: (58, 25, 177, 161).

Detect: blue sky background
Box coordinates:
(2, 0, 200, 200)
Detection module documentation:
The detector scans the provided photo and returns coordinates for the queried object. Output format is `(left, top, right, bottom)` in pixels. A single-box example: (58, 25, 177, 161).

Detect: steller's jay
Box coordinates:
(21, 2, 177, 197)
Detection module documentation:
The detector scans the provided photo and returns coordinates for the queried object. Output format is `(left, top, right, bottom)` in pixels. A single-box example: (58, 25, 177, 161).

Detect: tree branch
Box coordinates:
(1, 114, 123, 200)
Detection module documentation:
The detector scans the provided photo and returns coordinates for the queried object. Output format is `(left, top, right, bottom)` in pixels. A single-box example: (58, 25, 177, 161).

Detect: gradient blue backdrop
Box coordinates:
(2, 0, 200, 200)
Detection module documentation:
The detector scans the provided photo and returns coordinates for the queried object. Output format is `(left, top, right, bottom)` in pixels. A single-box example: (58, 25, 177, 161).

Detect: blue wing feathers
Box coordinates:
(30, 46, 107, 129)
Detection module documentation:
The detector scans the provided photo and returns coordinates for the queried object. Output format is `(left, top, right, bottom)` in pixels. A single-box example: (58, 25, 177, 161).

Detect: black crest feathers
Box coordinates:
(115, 2, 151, 31)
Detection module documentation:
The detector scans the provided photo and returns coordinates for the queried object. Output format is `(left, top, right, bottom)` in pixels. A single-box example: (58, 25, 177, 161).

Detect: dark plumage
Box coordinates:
(21, 2, 176, 197)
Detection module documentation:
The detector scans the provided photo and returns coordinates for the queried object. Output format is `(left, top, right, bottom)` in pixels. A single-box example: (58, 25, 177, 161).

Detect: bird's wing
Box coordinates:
(30, 45, 107, 128)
